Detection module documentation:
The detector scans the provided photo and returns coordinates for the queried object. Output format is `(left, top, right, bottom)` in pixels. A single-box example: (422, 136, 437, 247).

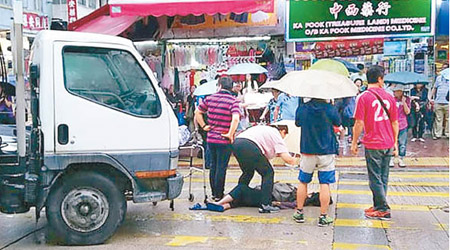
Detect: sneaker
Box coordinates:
(419, 138, 425, 143)
(433, 136, 439, 140)
(399, 158, 406, 168)
(292, 210, 305, 223)
(364, 207, 375, 213)
(318, 215, 333, 227)
(411, 138, 417, 142)
(259, 204, 280, 213)
(389, 158, 394, 168)
(365, 210, 391, 220)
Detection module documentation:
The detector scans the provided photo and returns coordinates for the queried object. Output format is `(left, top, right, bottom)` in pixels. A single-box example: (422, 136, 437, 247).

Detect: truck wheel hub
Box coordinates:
(61, 188, 109, 233)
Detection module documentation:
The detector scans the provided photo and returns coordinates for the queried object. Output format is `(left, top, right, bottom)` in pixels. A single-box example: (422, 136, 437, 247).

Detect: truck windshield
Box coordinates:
(62, 46, 161, 117)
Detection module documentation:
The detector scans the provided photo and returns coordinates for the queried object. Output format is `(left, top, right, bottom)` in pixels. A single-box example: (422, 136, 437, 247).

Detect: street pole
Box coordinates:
(12, 0, 26, 165)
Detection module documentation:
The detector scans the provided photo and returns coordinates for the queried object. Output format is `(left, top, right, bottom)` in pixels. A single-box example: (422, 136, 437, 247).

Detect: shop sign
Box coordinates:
(314, 38, 384, 59)
(23, 13, 48, 31)
(286, 0, 435, 42)
(67, 0, 78, 24)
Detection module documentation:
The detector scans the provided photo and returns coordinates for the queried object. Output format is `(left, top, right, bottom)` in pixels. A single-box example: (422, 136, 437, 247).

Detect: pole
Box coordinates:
(12, 0, 26, 163)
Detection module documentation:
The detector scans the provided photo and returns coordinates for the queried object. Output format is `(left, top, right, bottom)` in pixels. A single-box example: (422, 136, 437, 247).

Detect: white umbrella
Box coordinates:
(273, 70, 358, 99)
(273, 120, 301, 155)
(193, 80, 218, 96)
(440, 68, 449, 80)
(226, 63, 268, 75)
(260, 80, 280, 90)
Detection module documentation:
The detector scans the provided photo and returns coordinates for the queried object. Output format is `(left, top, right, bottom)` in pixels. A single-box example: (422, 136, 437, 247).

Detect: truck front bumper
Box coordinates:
(167, 173, 183, 200)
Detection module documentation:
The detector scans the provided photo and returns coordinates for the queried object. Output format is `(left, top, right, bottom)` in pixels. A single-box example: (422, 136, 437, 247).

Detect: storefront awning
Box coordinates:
(68, 5, 138, 35)
(108, 0, 274, 17)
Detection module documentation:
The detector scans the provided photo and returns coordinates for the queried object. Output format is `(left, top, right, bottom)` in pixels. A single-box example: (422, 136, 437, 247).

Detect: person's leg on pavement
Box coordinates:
(254, 156, 275, 206)
(418, 112, 425, 140)
(411, 111, 419, 139)
(398, 129, 407, 167)
(293, 155, 315, 223)
(433, 104, 444, 139)
(214, 143, 232, 200)
(317, 155, 336, 226)
(365, 149, 391, 220)
(208, 143, 218, 198)
(380, 149, 392, 202)
(233, 139, 257, 186)
(444, 104, 449, 137)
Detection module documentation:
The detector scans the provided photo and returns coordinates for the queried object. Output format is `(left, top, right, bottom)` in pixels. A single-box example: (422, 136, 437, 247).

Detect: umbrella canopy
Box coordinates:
(273, 70, 358, 99)
(440, 68, 449, 80)
(193, 80, 218, 96)
(260, 80, 280, 90)
(226, 63, 268, 75)
(273, 120, 300, 155)
(384, 71, 429, 85)
(310, 59, 350, 77)
(333, 58, 360, 73)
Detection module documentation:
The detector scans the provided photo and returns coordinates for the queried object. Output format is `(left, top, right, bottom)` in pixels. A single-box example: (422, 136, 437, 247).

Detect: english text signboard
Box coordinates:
(286, 0, 435, 42)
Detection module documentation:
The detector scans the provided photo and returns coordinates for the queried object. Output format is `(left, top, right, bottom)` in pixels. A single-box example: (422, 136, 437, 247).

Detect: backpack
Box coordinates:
(304, 192, 333, 206)
(271, 182, 297, 202)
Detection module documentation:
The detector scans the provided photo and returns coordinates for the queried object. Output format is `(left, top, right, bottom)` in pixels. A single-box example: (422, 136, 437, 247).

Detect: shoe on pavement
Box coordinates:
(411, 138, 417, 142)
(433, 136, 439, 140)
(364, 207, 375, 213)
(259, 204, 280, 213)
(365, 210, 391, 220)
(399, 158, 406, 168)
(318, 215, 333, 227)
(419, 138, 425, 143)
(292, 210, 305, 223)
(389, 158, 394, 168)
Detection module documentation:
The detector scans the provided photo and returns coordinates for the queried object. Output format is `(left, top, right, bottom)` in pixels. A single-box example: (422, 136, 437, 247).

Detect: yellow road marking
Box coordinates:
(179, 156, 449, 166)
(333, 242, 392, 250)
(337, 190, 449, 197)
(334, 219, 391, 228)
(337, 203, 430, 211)
(165, 235, 227, 247)
(185, 178, 449, 187)
(154, 213, 285, 224)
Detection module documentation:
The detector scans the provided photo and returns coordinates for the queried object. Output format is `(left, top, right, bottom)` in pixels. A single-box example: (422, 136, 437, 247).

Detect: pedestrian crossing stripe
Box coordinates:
(334, 219, 391, 228)
(186, 178, 449, 187)
(165, 235, 227, 247)
(337, 190, 449, 197)
(337, 203, 431, 211)
(333, 242, 392, 250)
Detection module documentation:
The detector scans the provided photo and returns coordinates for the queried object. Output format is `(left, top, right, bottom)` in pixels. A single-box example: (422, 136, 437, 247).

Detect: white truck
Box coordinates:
(0, 30, 183, 245)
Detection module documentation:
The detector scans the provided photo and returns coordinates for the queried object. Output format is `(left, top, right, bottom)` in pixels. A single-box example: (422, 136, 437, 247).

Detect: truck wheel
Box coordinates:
(46, 171, 126, 245)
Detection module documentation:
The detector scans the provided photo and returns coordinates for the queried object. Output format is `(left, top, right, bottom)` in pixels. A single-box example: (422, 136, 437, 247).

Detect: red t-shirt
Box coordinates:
(354, 87, 398, 150)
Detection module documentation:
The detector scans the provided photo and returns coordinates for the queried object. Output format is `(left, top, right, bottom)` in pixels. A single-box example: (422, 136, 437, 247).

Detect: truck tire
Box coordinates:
(46, 171, 126, 245)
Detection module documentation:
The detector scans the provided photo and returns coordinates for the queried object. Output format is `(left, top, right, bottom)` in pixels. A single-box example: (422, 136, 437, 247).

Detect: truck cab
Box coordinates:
(0, 30, 183, 245)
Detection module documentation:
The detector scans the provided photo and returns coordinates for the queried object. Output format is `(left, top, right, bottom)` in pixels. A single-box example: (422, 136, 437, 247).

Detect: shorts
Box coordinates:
(298, 154, 336, 184)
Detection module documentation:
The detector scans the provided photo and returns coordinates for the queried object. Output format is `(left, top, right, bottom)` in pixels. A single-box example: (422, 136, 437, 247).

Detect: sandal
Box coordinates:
(189, 203, 207, 210)
(207, 203, 225, 212)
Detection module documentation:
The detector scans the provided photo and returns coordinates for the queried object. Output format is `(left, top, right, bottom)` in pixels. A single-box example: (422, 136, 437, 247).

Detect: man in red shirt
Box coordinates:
(351, 65, 399, 220)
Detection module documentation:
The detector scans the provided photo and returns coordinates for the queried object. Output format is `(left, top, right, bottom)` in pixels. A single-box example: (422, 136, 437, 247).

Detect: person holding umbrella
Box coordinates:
(351, 65, 399, 220)
(410, 84, 428, 142)
(390, 85, 410, 168)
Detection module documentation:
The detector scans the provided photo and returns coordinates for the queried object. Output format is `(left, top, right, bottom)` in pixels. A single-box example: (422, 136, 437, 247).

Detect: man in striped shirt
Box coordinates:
(195, 76, 240, 201)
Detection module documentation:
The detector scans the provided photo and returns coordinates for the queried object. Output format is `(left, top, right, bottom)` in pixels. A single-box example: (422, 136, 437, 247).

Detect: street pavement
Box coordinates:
(0, 137, 448, 249)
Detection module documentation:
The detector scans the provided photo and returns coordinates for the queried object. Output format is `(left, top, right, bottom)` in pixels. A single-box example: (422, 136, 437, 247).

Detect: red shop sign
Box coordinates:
(23, 13, 48, 31)
(314, 39, 384, 59)
(67, 0, 78, 24)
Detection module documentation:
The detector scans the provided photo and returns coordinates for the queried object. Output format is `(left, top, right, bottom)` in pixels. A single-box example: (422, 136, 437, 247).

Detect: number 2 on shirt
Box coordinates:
(372, 100, 390, 122)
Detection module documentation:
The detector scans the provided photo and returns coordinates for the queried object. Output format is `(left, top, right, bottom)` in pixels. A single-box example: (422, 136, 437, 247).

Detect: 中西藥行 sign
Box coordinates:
(286, 0, 434, 42)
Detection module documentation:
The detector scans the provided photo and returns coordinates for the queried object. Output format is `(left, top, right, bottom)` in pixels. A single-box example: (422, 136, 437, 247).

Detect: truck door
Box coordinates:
(53, 42, 172, 171)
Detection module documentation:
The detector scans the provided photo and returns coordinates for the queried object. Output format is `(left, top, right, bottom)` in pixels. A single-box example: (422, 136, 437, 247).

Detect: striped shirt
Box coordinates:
(198, 90, 240, 144)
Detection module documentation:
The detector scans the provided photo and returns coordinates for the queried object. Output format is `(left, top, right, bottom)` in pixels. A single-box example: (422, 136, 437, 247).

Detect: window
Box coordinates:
(77, 0, 86, 6)
(88, 0, 96, 8)
(63, 47, 161, 117)
(0, 0, 12, 6)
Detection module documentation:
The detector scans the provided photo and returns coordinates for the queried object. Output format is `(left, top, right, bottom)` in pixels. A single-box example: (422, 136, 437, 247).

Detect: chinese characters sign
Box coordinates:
(67, 0, 78, 24)
(287, 0, 434, 42)
(23, 13, 48, 31)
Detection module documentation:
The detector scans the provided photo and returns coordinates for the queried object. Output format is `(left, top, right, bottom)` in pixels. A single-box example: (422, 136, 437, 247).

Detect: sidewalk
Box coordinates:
(179, 134, 449, 168)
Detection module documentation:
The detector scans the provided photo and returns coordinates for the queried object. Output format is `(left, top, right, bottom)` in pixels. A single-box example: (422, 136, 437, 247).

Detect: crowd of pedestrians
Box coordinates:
(175, 63, 448, 227)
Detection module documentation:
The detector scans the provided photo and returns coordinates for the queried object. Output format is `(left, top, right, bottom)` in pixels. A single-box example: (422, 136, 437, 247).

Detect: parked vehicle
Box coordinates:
(0, 30, 183, 245)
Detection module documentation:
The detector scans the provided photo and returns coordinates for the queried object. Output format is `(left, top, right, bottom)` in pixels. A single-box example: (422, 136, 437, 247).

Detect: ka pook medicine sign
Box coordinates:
(286, 0, 435, 42)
